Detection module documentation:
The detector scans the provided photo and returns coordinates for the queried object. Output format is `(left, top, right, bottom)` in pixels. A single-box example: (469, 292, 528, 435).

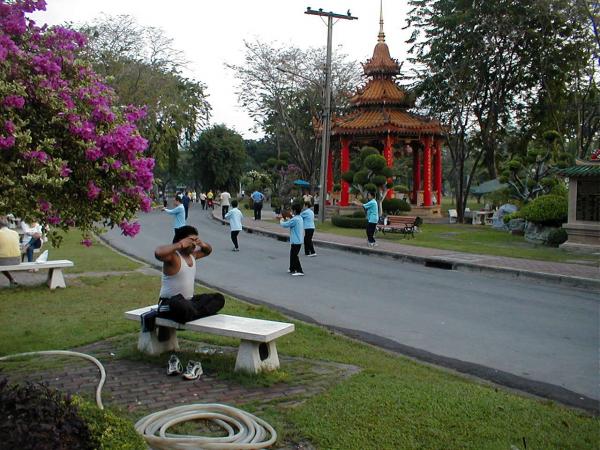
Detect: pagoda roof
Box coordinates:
(556, 160, 600, 177)
(350, 78, 414, 107)
(332, 107, 443, 137)
(362, 42, 401, 76)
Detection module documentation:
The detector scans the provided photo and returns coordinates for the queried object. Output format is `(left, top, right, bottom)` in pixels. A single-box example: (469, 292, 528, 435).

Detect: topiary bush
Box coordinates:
(393, 184, 410, 193)
(0, 378, 93, 449)
(332, 215, 367, 228)
(382, 198, 411, 214)
(520, 194, 568, 226)
(76, 398, 146, 449)
(545, 228, 568, 247)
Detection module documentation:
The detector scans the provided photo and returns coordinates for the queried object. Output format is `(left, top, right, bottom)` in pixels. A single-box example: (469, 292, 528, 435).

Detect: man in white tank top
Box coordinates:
(155, 225, 212, 299)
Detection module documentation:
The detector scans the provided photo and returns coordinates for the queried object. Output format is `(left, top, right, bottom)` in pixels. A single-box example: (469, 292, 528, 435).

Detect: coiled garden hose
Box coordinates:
(0, 350, 277, 449)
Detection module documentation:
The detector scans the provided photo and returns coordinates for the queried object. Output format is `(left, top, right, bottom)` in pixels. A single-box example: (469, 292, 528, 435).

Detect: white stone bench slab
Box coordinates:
(125, 306, 295, 373)
(1, 260, 74, 289)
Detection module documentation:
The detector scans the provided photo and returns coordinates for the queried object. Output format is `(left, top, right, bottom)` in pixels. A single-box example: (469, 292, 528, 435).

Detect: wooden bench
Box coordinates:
(376, 215, 417, 238)
(1, 260, 74, 289)
(125, 306, 295, 374)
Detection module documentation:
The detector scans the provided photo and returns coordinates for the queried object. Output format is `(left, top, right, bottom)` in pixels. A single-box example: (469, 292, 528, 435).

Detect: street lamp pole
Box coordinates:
(305, 7, 357, 223)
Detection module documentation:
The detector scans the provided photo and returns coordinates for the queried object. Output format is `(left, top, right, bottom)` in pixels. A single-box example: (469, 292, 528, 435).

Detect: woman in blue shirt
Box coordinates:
(300, 201, 316, 256)
(354, 191, 379, 247)
(279, 203, 305, 276)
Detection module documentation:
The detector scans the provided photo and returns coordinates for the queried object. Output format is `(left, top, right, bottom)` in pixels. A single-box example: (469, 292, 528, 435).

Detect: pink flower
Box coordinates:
(4, 120, 15, 134)
(85, 146, 102, 161)
(47, 215, 60, 225)
(59, 164, 72, 177)
(87, 180, 101, 200)
(2, 95, 25, 109)
(119, 220, 141, 237)
(139, 195, 152, 212)
(23, 150, 49, 162)
(81, 238, 93, 247)
(0, 135, 15, 149)
(38, 199, 51, 212)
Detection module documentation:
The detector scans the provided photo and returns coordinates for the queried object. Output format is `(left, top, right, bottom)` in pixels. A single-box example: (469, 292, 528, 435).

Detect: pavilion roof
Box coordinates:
(555, 160, 600, 177)
(350, 78, 414, 107)
(331, 108, 443, 137)
(362, 42, 401, 76)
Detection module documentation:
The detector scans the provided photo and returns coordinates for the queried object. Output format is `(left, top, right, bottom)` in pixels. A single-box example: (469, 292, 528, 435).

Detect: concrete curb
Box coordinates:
(213, 213, 600, 292)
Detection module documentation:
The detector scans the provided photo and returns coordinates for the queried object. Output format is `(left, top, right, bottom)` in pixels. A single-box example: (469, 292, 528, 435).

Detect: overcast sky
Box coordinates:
(33, 0, 413, 139)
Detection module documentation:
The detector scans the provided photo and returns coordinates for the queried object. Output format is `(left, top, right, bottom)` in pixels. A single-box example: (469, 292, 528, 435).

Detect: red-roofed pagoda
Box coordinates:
(328, 7, 445, 215)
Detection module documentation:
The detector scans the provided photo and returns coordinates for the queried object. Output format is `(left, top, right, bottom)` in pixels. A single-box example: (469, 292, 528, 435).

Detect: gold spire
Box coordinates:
(378, 0, 385, 43)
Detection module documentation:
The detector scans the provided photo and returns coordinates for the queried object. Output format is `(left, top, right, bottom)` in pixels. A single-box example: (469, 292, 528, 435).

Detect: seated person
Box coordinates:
(21, 220, 43, 262)
(154, 225, 224, 323)
(0, 215, 21, 287)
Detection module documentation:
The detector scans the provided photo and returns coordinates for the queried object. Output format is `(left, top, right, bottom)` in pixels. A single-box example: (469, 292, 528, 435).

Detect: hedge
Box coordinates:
(332, 215, 367, 228)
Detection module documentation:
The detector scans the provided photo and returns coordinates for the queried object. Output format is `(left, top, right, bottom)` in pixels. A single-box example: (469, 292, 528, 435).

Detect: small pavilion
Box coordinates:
(328, 8, 445, 215)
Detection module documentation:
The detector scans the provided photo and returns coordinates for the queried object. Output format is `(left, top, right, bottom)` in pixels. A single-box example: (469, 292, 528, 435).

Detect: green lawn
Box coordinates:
(0, 232, 597, 449)
(48, 230, 142, 273)
(317, 221, 599, 265)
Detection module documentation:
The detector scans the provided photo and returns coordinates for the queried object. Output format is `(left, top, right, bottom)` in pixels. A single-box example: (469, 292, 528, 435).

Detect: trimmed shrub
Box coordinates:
(393, 184, 410, 193)
(351, 210, 366, 218)
(520, 194, 568, 226)
(0, 378, 93, 449)
(332, 215, 367, 228)
(76, 399, 146, 449)
(545, 228, 568, 247)
(382, 198, 411, 214)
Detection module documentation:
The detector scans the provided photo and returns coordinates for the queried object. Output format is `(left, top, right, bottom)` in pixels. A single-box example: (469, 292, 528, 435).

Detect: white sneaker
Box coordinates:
(291, 272, 305, 276)
(166, 354, 182, 376)
(183, 360, 203, 380)
(309, 253, 317, 257)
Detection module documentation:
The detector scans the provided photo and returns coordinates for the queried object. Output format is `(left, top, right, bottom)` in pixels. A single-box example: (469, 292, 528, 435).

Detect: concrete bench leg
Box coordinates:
(234, 340, 280, 373)
(137, 327, 179, 355)
(47, 268, 66, 289)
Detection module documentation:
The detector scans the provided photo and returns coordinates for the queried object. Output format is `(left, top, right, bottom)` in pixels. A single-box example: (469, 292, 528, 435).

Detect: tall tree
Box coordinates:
(78, 15, 211, 189)
(228, 40, 361, 184)
(407, 0, 596, 178)
(190, 125, 247, 191)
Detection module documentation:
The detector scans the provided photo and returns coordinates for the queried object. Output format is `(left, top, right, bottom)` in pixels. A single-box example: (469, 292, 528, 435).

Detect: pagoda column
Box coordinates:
(383, 134, 394, 199)
(412, 145, 421, 204)
(422, 136, 432, 207)
(326, 149, 334, 201)
(434, 138, 443, 205)
(340, 138, 351, 206)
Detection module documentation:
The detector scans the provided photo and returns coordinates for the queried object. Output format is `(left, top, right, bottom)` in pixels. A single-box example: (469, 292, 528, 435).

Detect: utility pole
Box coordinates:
(305, 7, 357, 223)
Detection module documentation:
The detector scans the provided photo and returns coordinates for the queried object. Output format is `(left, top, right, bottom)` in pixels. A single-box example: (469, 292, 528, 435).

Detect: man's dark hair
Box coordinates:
(368, 191, 376, 198)
(292, 203, 302, 215)
(175, 195, 182, 203)
(172, 225, 198, 243)
(231, 199, 238, 207)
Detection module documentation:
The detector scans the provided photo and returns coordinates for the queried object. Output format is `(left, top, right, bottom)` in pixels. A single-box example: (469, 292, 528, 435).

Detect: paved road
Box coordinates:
(103, 207, 600, 409)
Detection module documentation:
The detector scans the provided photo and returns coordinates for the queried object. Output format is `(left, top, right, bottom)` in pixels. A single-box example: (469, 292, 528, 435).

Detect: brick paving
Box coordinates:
(220, 211, 599, 288)
(3, 339, 360, 416)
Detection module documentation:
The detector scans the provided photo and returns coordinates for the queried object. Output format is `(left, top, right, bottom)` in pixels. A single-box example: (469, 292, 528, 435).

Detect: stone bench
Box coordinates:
(125, 306, 295, 373)
(1, 260, 74, 289)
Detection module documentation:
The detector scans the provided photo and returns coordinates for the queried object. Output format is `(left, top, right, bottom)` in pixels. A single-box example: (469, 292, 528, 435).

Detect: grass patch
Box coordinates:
(317, 221, 599, 265)
(48, 230, 141, 273)
(0, 230, 597, 449)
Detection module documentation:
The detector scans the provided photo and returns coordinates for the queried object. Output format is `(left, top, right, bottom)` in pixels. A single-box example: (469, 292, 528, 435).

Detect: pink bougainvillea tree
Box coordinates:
(0, 0, 153, 244)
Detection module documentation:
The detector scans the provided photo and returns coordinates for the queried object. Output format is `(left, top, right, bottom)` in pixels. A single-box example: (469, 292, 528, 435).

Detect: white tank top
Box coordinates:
(159, 252, 196, 299)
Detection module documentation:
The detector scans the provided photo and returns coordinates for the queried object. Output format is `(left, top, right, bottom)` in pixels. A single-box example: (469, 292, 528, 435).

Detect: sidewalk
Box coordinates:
(213, 209, 600, 291)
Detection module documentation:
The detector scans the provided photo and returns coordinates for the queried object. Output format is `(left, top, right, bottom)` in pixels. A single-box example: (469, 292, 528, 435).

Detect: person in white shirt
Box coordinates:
(224, 199, 244, 251)
(220, 191, 231, 219)
(199, 192, 207, 210)
(21, 220, 43, 262)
